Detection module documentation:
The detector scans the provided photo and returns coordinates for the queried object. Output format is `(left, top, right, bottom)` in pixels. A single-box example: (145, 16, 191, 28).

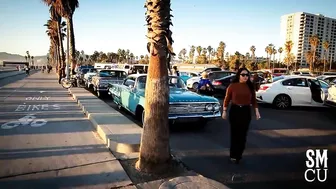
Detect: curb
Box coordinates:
(0, 71, 25, 80)
(68, 88, 142, 155)
(159, 176, 230, 189)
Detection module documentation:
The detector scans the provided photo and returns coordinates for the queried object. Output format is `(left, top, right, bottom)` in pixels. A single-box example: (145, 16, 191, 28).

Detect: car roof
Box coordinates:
(215, 75, 235, 80)
(127, 74, 180, 78)
(99, 68, 126, 72)
(209, 71, 235, 73)
(277, 75, 316, 80)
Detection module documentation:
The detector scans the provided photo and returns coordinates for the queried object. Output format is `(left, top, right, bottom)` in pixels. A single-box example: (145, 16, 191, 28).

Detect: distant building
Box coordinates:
(0, 61, 29, 67)
(280, 12, 336, 66)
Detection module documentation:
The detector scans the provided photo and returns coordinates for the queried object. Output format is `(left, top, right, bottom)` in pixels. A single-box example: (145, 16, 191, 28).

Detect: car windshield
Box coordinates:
(81, 68, 89, 74)
(137, 76, 186, 89)
(99, 71, 112, 77)
(318, 80, 329, 88)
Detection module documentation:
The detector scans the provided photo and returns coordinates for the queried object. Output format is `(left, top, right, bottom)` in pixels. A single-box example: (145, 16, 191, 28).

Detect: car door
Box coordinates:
(121, 77, 135, 109)
(282, 78, 311, 105)
(307, 78, 324, 104)
(129, 76, 146, 112)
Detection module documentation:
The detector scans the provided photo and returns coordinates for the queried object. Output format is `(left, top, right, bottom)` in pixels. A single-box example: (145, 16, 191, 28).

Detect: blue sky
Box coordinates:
(0, 0, 335, 57)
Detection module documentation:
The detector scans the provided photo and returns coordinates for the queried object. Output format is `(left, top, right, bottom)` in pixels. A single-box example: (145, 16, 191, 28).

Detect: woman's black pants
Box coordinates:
(229, 104, 251, 160)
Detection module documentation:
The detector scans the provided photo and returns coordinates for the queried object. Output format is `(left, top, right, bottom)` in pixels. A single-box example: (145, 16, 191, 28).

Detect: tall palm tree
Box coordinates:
(309, 34, 320, 72)
(278, 47, 283, 64)
(130, 53, 134, 63)
(189, 45, 195, 63)
(42, 1, 68, 76)
(207, 46, 213, 61)
(305, 51, 314, 70)
(136, 0, 173, 173)
(266, 44, 274, 69)
(196, 46, 202, 57)
(48, 0, 79, 73)
(217, 41, 225, 62)
(250, 45, 256, 69)
(31, 56, 34, 66)
(322, 41, 330, 72)
(284, 40, 294, 70)
(272, 47, 277, 68)
(44, 17, 66, 77)
(26, 51, 31, 66)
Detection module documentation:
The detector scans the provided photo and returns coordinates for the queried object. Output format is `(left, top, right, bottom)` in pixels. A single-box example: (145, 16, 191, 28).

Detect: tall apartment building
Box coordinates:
(280, 12, 336, 67)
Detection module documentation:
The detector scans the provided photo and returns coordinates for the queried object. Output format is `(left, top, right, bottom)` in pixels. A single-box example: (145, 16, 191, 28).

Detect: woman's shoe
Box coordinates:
(229, 158, 240, 164)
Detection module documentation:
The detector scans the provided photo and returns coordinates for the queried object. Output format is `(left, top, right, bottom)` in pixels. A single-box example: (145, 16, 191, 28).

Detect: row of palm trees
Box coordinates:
(88, 50, 149, 64)
(42, 0, 78, 79)
(41, 0, 333, 176)
(178, 42, 226, 64)
(24, 51, 34, 66)
(41, 0, 174, 174)
(177, 35, 332, 72)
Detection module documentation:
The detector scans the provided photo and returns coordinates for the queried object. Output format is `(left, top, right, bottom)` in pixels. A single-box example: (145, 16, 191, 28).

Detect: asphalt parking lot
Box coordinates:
(102, 94, 336, 189)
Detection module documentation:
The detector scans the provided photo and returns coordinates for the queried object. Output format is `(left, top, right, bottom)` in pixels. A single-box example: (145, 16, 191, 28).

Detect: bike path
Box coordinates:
(0, 72, 132, 188)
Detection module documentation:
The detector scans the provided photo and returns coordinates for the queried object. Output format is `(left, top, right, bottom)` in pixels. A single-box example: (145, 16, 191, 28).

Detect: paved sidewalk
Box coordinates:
(0, 72, 132, 188)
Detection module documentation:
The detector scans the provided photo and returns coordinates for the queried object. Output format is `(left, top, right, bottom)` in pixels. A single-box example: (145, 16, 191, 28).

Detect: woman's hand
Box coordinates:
(222, 111, 227, 120)
(255, 110, 261, 120)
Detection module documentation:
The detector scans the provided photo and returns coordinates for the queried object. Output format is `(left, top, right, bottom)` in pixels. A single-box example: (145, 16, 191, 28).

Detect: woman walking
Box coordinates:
(222, 68, 261, 164)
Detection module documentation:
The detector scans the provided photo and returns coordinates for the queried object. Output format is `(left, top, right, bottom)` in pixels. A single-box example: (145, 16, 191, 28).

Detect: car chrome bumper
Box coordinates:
(168, 111, 221, 120)
(97, 88, 108, 91)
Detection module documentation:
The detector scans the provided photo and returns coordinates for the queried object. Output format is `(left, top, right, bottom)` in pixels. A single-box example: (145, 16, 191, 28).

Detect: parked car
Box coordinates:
(186, 71, 235, 90)
(178, 71, 200, 84)
(291, 71, 312, 76)
(211, 74, 266, 96)
(321, 72, 336, 76)
(108, 74, 221, 127)
(83, 68, 98, 89)
(91, 69, 127, 97)
(256, 75, 329, 109)
(324, 79, 336, 107)
(316, 75, 336, 84)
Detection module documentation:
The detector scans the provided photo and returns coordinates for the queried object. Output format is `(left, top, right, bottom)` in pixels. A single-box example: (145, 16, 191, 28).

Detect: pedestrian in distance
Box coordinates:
(222, 67, 261, 164)
(25, 65, 30, 76)
(171, 66, 180, 83)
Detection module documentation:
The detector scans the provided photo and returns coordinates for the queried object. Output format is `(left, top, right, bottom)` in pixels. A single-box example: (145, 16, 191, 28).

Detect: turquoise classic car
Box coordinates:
(107, 74, 221, 127)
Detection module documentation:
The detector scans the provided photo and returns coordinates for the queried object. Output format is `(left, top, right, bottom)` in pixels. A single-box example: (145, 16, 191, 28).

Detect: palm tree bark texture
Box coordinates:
(136, 0, 173, 173)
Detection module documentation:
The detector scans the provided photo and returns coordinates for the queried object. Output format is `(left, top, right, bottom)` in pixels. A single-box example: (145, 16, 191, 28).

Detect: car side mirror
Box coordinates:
(129, 85, 134, 88)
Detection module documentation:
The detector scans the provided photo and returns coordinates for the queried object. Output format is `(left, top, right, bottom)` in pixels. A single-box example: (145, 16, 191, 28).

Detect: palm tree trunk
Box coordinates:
(136, 0, 171, 174)
(66, 16, 76, 74)
(311, 49, 316, 72)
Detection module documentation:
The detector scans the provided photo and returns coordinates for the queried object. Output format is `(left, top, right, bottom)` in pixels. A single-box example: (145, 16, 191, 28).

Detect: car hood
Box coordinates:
(136, 88, 218, 103)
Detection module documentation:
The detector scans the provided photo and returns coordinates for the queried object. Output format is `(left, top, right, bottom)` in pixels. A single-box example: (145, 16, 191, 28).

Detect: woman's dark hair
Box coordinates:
(232, 67, 255, 93)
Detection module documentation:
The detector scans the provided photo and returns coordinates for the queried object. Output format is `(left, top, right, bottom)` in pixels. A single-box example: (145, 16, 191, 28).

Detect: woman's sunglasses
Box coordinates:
(240, 74, 249, 77)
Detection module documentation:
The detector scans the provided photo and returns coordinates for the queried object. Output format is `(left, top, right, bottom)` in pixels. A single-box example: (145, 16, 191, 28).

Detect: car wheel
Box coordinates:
(273, 94, 291, 109)
(192, 82, 198, 90)
(141, 110, 145, 126)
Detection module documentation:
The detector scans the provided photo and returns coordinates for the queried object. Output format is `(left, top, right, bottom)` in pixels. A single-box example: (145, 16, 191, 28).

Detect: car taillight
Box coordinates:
(259, 85, 269, 90)
(212, 81, 222, 85)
